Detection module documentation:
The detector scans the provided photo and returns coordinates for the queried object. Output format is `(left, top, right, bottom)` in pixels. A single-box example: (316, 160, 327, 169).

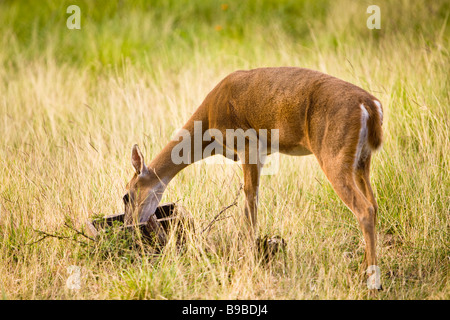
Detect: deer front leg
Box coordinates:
(241, 162, 262, 236)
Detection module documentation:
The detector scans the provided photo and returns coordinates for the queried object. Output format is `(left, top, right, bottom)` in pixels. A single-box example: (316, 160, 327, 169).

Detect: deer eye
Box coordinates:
(123, 193, 130, 204)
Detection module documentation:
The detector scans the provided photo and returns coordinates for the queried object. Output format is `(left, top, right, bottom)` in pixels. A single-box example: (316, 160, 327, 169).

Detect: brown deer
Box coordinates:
(123, 67, 383, 288)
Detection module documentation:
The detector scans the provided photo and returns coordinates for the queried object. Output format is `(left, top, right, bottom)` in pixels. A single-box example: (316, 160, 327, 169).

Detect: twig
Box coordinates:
(64, 222, 95, 242)
(27, 231, 64, 245)
(201, 184, 243, 234)
(27, 223, 95, 246)
(27, 229, 82, 246)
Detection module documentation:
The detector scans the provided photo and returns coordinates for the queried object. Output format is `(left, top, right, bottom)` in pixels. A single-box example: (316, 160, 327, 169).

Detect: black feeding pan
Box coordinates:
(85, 202, 194, 245)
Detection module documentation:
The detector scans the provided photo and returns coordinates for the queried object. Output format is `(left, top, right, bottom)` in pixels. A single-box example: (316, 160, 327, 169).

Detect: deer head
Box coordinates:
(123, 144, 156, 224)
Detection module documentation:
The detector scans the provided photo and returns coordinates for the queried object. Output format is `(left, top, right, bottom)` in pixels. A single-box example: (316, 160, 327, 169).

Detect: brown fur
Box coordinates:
(124, 67, 384, 287)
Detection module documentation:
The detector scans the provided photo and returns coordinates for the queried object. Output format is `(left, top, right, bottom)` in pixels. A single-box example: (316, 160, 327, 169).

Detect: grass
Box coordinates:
(0, 0, 449, 299)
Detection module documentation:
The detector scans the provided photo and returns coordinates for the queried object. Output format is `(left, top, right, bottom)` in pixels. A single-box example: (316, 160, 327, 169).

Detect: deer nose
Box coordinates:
(123, 193, 130, 204)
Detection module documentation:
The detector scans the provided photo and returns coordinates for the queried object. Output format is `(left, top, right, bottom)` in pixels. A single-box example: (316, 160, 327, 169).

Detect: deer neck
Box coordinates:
(138, 140, 188, 222)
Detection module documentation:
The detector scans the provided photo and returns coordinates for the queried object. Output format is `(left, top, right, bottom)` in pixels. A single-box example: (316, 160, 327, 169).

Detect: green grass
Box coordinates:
(0, 0, 449, 299)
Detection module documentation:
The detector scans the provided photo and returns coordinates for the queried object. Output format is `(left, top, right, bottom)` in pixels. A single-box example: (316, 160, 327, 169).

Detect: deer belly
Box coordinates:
(280, 145, 312, 156)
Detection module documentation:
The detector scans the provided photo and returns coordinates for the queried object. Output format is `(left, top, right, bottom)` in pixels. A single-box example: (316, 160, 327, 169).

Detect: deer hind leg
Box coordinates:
(321, 156, 378, 272)
(354, 153, 379, 237)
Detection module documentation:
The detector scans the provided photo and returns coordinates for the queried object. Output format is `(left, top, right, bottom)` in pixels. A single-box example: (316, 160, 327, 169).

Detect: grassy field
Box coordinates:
(0, 0, 448, 299)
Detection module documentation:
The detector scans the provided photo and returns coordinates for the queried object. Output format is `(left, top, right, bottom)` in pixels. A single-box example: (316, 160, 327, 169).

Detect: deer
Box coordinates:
(122, 67, 383, 289)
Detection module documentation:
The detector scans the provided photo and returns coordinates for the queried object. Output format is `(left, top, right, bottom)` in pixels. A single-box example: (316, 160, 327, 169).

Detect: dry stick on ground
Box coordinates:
(28, 222, 95, 246)
(64, 222, 96, 242)
(27, 229, 75, 246)
(201, 184, 243, 235)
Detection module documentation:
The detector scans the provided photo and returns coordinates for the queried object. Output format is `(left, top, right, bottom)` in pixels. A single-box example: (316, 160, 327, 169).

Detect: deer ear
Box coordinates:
(131, 144, 147, 175)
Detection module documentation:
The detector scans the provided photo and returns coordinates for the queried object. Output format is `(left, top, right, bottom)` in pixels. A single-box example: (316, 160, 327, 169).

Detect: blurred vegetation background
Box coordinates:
(1, 0, 447, 68)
